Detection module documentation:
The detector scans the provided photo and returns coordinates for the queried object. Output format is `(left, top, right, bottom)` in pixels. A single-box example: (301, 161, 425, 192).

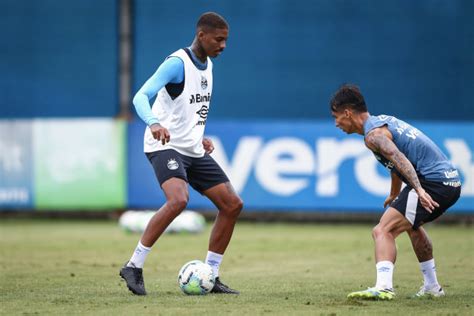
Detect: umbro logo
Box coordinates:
(196, 105, 208, 119)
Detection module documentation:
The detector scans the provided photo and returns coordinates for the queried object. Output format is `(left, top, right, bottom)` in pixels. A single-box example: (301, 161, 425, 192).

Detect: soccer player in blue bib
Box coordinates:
(119, 12, 242, 296)
(330, 84, 461, 300)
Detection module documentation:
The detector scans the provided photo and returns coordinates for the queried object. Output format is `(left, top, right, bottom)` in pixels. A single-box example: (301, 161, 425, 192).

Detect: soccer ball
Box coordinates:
(178, 260, 215, 295)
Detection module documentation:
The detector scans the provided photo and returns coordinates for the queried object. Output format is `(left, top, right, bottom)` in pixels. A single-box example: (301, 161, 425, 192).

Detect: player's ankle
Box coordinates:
(424, 283, 441, 290)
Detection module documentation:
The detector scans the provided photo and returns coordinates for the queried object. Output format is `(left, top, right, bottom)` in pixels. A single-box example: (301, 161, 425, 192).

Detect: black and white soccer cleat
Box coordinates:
(210, 277, 240, 294)
(119, 262, 147, 296)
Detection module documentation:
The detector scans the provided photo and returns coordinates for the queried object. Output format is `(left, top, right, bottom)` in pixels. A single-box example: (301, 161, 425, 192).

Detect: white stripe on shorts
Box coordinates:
(405, 189, 418, 225)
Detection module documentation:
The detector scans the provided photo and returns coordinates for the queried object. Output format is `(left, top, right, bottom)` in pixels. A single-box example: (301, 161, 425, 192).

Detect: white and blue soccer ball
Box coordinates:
(178, 260, 215, 295)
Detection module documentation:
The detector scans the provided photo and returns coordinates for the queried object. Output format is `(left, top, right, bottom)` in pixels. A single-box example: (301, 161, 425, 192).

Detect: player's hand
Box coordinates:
(202, 138, 214, 154)
(150, 123, 170, 145)
(416, 188, 439, 213)
(383, 195, 397, 208)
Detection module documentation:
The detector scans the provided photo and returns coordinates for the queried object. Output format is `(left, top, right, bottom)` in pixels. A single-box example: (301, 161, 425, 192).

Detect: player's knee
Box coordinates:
(372, 224, 386, 240)
(167, 196, 188, 214)
(234, 198, 244, 215)
(224, 196, 243, 218)
(371, 226, 378, 240)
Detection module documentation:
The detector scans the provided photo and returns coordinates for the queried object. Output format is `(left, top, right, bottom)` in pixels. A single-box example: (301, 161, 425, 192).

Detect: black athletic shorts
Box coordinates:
(390, 179, 461, 229)
(146, 149, 229, 193)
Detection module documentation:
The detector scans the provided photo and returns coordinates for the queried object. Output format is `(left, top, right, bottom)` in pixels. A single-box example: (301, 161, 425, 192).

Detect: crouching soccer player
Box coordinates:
(330, 84, 461, 300)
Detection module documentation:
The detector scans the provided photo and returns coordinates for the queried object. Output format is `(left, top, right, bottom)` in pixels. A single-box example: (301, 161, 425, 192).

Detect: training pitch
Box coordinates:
(0, 218, 472, 315)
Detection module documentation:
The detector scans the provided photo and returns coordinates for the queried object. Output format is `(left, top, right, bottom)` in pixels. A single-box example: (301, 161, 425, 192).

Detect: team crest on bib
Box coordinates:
(167, 158, 179, 170)
(201, 76, 208, 89)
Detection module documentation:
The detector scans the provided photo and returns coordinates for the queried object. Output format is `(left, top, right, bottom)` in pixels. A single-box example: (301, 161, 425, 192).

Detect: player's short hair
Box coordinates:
(197, 12, 229, 31)
(330, 84, 368, 113)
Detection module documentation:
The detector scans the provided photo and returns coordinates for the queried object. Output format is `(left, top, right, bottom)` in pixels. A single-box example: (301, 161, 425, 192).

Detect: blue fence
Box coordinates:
(133, 0, 474, 121)
(127, 119, 474, 213)
(0, 0, 118, 118)
(1, 0, 472, 120)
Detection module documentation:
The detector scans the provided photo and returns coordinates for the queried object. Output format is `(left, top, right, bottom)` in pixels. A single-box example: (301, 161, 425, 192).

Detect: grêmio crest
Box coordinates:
(201, 76, 208, 89)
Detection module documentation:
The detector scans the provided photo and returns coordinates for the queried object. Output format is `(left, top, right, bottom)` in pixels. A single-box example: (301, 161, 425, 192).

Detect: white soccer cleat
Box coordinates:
(413, 285, 445, 298)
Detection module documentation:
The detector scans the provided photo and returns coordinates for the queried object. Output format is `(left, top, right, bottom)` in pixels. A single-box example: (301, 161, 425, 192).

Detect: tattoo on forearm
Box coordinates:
(367, 132, 421, 190)
(391, 152, 422, 190)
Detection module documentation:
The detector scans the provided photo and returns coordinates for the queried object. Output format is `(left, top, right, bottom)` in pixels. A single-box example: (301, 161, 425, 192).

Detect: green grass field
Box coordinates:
(0, 218, 472, 315)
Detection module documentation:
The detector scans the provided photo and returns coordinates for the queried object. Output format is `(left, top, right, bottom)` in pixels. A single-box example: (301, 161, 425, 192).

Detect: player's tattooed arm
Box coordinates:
(365, 130, 421, 190)
(365, 128, 439, 212)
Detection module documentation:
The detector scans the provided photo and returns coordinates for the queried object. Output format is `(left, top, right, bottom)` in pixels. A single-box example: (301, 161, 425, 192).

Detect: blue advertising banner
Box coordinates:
(127, 120, 473, 213)
(0, 120, 34, 209)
